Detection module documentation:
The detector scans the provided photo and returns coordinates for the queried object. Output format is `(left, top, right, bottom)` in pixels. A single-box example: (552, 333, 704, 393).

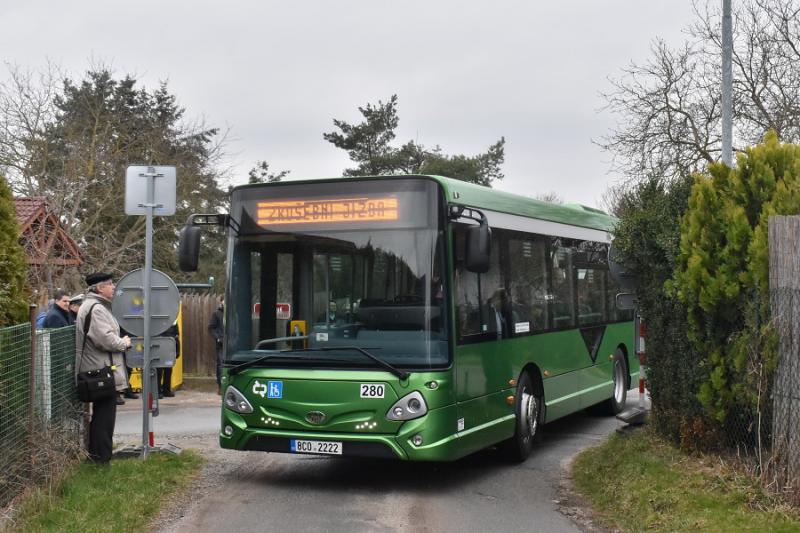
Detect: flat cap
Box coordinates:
(85, 272, 113, 286)
(69, 293, 85, 304)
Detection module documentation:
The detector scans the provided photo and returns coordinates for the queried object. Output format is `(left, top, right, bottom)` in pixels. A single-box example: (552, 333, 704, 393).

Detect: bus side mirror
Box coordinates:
(179, 225, 201, 272)
(466, 222, 491, 273)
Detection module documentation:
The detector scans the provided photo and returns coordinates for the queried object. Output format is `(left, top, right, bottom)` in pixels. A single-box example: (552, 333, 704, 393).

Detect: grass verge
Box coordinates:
(7, 451, 204, 533)
(571, 428, 800, 532)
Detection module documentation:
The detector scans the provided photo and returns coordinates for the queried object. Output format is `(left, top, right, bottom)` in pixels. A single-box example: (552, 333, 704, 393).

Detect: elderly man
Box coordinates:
(75, 272, 131, 464)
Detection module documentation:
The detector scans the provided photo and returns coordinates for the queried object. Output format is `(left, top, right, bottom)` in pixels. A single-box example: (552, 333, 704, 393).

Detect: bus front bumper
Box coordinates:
(220, 405, 462, 461)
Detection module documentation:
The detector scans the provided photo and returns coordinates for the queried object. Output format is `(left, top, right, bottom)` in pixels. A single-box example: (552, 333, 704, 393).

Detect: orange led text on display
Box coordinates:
(257, 197, 399, 225)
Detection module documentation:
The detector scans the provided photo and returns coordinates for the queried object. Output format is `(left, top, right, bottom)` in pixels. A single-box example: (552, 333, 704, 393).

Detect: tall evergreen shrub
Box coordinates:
(0, 175, 28, 326)
(674, 132, 797, 428)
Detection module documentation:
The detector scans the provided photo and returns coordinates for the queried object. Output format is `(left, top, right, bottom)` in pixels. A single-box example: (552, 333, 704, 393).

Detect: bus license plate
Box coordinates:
(290, 439, 342, 455)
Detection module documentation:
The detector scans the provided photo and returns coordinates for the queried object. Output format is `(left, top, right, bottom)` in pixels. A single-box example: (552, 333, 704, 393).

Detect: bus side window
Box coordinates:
(508, 234, 548, 332)
(550, 239, 575, 329)
(576, 267, 605, 326)
(454, 226, 506, 340)
(455, 230, 482, 337)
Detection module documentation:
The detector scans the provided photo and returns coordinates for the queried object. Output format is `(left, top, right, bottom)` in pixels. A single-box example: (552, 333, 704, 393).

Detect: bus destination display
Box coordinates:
(257, 197, 399, 226)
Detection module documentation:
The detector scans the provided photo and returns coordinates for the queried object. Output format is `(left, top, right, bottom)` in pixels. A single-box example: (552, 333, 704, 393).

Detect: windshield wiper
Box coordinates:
(228, 353, 283, 375)
(226, 335, 312, 375)
(288, 346, 409, 380)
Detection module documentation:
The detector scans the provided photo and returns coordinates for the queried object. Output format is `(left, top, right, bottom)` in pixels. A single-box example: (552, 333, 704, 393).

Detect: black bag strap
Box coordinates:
(78, 303, 115, 371)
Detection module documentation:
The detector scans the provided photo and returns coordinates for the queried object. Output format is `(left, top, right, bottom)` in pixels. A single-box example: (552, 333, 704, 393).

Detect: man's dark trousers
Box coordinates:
(89, 394, 117, 463)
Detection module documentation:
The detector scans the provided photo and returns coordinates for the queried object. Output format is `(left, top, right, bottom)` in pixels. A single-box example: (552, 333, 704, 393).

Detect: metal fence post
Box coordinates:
(28, 304, 37, 480)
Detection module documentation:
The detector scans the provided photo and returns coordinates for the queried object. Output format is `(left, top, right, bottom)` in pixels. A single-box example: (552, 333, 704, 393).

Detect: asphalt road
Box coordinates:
(115, 390, 646, 533)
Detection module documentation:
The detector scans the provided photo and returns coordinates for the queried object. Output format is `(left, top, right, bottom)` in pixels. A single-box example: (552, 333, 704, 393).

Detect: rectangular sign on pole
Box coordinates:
(125, 165, 177, 216)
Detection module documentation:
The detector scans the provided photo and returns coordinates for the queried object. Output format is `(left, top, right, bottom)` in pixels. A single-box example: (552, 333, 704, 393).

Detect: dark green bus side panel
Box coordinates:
(452, 321, 637, 455)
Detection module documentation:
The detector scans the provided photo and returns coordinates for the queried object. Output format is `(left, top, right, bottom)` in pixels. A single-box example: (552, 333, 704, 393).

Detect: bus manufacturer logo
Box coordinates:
(305, 411, 327, 424)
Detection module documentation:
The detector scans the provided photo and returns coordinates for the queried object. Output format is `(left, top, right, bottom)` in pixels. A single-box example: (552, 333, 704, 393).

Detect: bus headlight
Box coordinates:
(386, 391, 428, 421)
(223, 386, 253, 414)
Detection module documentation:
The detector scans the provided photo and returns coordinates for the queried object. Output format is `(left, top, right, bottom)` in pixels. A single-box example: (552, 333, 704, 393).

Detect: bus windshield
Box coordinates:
(226, 178, 448, 370)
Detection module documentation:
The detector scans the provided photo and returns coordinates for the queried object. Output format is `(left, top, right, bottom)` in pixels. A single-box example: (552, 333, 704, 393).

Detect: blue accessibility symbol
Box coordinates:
(267, 381, 283, 399)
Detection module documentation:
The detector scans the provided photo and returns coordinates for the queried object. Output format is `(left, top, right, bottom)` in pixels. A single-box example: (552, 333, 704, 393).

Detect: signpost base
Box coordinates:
(113, 443, 183, 458)
(616, 406, 648, 426)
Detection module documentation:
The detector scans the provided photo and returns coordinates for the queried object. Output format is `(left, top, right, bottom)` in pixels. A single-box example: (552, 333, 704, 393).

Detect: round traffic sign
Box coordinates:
(112, 268, 180, 337)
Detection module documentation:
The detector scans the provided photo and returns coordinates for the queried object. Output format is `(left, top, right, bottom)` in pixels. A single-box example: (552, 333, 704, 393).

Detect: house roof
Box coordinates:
(14, 196, 83, 266)
(14, 196, 49, 233)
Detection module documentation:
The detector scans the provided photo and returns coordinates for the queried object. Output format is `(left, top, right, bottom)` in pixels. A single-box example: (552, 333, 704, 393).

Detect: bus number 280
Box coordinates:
(360, 384, 385, 398)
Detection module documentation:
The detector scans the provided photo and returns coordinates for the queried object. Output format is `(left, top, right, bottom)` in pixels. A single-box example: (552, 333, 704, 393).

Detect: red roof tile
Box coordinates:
(14, 197, 48, 230)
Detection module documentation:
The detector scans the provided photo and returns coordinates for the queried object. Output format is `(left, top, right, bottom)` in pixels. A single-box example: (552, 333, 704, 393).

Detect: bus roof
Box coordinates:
(231, 174, 617, 233)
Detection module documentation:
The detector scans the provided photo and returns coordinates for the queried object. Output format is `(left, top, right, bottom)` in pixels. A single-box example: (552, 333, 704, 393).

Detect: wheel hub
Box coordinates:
(521, 391, 538, 438)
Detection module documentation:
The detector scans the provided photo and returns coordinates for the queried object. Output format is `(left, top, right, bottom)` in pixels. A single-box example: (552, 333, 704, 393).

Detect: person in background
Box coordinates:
(75, 272, 131, 464)
(208, 296, 224, 394)
(158, 320, 179, 398)
(487, 289, 509, 340)
(35, 299, 53, 329)
(118, 325, 139, 402)
(68, 294, 84, 323)
(43, 289, 73, 328)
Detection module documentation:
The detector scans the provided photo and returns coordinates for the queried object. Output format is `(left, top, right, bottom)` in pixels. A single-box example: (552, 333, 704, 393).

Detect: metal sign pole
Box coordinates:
(123, 164, 176, 459)
(140, 168, 161, 459)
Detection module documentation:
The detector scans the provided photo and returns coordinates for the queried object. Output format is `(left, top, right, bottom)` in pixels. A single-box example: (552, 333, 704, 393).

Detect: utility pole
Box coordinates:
(721, 0, 733, 166)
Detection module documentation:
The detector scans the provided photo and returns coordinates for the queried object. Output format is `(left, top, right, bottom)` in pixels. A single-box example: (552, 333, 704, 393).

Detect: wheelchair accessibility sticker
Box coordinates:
(268, 381, 283, 398)
(253, 380, 283, 399)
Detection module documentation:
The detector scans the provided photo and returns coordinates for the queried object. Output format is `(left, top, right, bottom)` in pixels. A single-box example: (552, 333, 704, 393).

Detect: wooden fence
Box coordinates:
(180, 293, 220, 376)
(768, 216, 800, 496)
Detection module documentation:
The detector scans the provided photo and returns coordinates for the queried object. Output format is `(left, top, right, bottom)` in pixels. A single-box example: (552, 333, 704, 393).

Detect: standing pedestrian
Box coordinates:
(119, 327, 139, 401)
(158, 320, 179, 398)
(208, 296, 224, 394)
(68, 293, 84, 324)
(43, 289, 73, 328)
(75, 272, 131, 464)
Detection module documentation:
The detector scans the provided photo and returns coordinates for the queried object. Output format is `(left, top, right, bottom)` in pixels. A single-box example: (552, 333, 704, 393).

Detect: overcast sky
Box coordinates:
(1, 1, 698, 208)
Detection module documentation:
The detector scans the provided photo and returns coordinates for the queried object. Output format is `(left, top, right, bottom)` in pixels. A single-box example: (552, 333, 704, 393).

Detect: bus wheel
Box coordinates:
(503, 371, 542, 462)
(601, 350, 628, 415)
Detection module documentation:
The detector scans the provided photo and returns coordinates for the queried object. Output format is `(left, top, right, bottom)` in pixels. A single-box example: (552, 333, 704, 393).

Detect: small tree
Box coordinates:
(0, 175, 29, 326)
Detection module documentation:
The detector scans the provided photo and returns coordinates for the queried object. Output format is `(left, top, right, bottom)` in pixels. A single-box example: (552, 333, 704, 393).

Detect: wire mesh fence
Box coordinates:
(0, 323, 84, 510)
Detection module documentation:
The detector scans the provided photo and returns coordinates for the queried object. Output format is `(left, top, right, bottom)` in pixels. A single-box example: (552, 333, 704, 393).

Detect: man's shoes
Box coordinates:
(123, 390, 139, 399)
(116, 395, 125, 405)
(163, 390, 175, 397)
(158, 392, 164, 399)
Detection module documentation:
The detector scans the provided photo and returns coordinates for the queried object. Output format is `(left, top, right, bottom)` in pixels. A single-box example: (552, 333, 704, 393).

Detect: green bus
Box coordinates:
(180, 175, 636, 461)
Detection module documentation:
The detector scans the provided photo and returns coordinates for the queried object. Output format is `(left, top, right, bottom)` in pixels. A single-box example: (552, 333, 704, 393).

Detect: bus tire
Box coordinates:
(502, 371, 542, 462)
(599, 349, 628, 415)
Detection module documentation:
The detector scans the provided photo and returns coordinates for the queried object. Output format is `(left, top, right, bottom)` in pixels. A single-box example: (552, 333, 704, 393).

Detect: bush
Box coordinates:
(614, 174, 704, 444)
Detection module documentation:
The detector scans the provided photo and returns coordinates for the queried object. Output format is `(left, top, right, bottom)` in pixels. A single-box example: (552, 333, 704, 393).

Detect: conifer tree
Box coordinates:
(674, 132, 799, 423)
(0, 175, 29, 326)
